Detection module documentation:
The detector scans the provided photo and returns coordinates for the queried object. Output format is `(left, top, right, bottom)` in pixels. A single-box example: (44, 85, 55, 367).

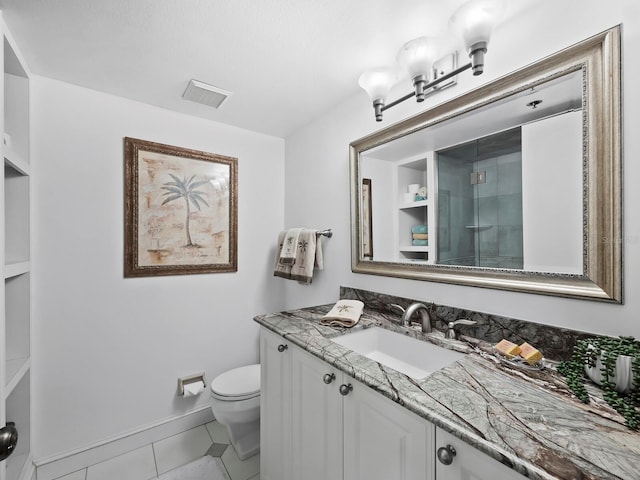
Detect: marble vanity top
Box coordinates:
(254, 304, 640, 480)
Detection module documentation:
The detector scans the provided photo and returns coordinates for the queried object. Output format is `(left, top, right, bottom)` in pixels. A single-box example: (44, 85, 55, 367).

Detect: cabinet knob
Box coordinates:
(277, 344, 288, 353)
(323, 373, 336, 384)
(437, 445, 457, 466)
(0, 422, 18, 461)
(339, 383, 353, 396)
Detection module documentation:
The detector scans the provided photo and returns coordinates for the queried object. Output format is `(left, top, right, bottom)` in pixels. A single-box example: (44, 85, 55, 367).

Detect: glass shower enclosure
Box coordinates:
(436, 127, 523, 269)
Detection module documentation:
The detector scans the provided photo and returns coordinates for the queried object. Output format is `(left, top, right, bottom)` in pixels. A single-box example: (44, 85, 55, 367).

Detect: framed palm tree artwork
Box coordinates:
(124, 137, 238, 277)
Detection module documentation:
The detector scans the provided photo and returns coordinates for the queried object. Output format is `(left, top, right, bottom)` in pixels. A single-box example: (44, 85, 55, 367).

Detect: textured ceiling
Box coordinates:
(0, 0, 489, 137)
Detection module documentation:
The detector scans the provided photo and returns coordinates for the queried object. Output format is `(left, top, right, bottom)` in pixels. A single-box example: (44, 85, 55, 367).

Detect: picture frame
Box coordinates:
(124, 137, 238, 277)
(361, 178, 374, 258)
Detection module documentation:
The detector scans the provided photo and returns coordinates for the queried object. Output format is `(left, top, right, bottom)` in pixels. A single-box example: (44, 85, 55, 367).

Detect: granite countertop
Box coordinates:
(254, 304, 640, 480)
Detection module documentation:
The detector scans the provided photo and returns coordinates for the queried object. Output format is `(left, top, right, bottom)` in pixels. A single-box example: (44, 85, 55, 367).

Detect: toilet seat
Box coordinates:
(210, 364, 260, 401)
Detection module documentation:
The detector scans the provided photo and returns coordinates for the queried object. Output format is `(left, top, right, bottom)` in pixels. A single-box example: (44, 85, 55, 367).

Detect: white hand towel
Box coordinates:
(274, 229, 320, 283)
(320, 300, 364, 328)
(279, 228, 302, 265)
(274, 230, 292, 279)
(315, 235, 324, 270)
(290, 229, 317, 284)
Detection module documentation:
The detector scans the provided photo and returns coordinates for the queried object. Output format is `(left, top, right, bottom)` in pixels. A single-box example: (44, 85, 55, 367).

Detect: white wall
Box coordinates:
(283, 0, 640, 339)
(522, 111, 583, 273)
(31, 77, 285, 460)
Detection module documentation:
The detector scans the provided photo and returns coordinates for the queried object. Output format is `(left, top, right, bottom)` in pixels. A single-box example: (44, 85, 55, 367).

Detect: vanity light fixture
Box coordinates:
(358, 0, 505, 121)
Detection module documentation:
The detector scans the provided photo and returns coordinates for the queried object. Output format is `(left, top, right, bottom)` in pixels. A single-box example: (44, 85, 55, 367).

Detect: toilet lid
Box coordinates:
(210, 364, 260, 398)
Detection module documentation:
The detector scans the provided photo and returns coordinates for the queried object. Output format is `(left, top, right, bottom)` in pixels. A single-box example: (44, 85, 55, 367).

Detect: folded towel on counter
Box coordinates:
(274, 229, 322, 284)
(278, 228, 302, 265)
(411, 225, 428, 234)
(320, 300, 364, 328)
(412, 233, 429, 240)
(412, 239, 429, 246)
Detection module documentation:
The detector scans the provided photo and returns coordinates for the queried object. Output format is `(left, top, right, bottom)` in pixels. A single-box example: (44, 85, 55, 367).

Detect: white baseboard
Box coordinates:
(35, 407, 214, 480)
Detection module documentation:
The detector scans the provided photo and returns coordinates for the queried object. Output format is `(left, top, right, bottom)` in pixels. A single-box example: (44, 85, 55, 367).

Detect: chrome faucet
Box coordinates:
(389, 303, 432, 333)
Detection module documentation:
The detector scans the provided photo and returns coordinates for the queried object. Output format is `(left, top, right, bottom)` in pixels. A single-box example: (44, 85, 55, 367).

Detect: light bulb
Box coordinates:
(358, 68, 398, 103)
(397, 36, 439, 82)
(358, 67, 398, 121)
(450, 0, 505, 50)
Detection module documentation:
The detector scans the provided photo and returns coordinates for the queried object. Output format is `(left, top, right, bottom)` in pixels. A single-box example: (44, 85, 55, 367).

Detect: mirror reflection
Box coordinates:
(359, 70, 583, 274)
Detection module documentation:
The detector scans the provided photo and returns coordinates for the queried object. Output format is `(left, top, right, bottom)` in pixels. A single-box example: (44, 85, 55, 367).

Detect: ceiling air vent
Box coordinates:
(182, 79, 232, 109)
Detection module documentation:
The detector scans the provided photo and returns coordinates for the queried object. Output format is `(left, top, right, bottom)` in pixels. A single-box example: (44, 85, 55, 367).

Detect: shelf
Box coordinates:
(5, 273, 30, 383)
(4, 151, 30, 176)
(399, 246, 430, 252)
(4, 163, 30, 264)
(465, 225, 494, 231)
(5, 357, 29, 398)
(399, 199, 428, 209)
(5, 261, 30, 279)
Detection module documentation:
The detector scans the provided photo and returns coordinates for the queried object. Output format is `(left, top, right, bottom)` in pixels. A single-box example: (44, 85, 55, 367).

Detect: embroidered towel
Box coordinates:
(279, 228, 302, 265)
(320, 300, 364, 328)
(290, 229, 317, 284)
(274, 229, 320, 284)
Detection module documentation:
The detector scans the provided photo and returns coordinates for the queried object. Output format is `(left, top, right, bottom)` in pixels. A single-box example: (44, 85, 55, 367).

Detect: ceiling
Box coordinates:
(0, 0, 512, 138)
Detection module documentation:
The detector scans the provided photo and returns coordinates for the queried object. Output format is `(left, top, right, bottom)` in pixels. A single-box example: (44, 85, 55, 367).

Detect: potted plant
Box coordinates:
(558, 336, 640, 429)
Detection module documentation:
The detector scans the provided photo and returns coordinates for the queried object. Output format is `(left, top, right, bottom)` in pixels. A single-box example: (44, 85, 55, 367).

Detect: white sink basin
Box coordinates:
(331, 327, 464, 379)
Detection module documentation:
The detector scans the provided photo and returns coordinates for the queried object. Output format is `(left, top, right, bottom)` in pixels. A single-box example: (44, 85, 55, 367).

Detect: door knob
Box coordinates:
(0, 422, 18, 461)
(323, 373, 336, 384)
(339, 383, 353, 396)
(277, 344, 288, 352)
(437, 445, 457, 465)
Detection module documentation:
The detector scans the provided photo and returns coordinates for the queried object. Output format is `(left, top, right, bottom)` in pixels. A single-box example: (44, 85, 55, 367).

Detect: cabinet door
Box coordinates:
(343, 379, 434, 480)
(291, 347, 343, 480)
(260, 328, 293, 480)
(435, 427, 523, 480)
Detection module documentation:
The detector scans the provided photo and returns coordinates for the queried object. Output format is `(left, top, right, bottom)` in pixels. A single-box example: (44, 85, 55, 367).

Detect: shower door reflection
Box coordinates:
(437, 128, 523, 269)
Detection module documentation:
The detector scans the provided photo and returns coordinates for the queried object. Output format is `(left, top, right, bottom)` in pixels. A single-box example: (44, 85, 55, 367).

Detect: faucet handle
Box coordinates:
(446, 319, 477, 339)
(448, 319, 477, 328)
(388, 304, 406, 314)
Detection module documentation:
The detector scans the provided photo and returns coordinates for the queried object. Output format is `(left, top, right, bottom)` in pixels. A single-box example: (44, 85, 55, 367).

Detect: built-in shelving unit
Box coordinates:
(2, 13, 33, 480)
(395, 155, 436, 263)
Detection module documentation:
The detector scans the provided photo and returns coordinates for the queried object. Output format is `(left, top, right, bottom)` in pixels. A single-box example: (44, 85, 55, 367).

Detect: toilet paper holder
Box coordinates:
(178, 372, 206, 396)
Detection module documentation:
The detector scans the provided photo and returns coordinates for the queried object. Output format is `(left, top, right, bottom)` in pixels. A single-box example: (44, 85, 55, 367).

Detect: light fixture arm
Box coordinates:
(380, 61, 473, 114)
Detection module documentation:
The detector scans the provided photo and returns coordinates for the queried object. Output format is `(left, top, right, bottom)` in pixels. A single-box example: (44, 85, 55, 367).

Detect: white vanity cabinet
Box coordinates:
(260, 328, 293, 480)
(435, 427, 522, 480)
(260, 327, 433, 480)
(261, 327, 525, 480)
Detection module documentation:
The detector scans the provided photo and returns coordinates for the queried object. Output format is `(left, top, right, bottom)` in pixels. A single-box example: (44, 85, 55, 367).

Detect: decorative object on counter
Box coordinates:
(274, 228, 326, 284)
(320, 300, 364, 328)
(495, 339, 521, 357)
(519, 342, 543, 365)
(124, 137, 238, 277)
(558, 336, 640, 429)
(493, 339, 545, 370)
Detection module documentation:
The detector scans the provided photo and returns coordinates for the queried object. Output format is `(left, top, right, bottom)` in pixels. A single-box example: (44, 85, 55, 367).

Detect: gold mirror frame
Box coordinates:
(350, 26, 622, 303)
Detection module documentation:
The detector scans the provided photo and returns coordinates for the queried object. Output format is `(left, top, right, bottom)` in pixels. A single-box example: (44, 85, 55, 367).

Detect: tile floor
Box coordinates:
(51, 421, 260, 480)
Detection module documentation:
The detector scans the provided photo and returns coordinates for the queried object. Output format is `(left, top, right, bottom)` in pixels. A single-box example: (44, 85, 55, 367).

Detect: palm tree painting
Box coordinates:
(124, 137, 238, 277)
(161, 173, 210, 247)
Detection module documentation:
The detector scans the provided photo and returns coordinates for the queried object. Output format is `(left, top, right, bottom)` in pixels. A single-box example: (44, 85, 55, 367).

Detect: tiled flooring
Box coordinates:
(52, 421, 260, 480)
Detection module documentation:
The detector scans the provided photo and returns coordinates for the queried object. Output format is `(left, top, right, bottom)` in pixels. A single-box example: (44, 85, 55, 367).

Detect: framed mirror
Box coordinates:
(350, 26, 622, 302)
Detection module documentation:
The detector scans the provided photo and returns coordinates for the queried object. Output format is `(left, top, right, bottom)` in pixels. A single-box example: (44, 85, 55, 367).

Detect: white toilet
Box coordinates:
(209, 364, 261, 460)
